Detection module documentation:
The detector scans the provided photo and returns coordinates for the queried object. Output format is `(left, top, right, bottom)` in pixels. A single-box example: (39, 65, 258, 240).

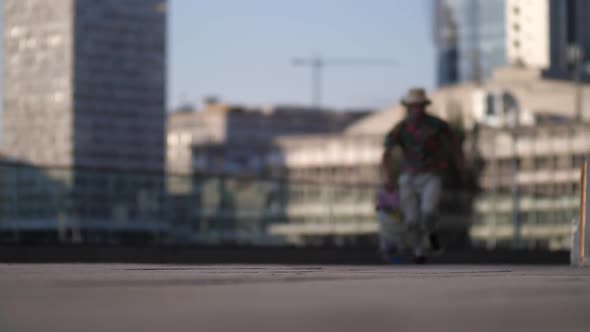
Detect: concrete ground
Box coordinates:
(0, 264, 589, 332)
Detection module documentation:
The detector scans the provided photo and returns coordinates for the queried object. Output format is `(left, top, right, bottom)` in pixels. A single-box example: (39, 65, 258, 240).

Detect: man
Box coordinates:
(382, 88, 464, 263)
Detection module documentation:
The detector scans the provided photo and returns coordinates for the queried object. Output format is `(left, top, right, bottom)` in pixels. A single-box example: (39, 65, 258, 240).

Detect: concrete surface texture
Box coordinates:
(0, 264, 589, 332)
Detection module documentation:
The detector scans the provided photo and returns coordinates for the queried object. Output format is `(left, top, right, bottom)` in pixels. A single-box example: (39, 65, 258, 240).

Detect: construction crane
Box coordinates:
(292, 55, 397, 108)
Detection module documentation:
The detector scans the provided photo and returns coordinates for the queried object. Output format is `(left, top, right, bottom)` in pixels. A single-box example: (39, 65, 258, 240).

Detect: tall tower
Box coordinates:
(3, 0, 166, 171)
(506, 0, 551, 69)
(434, 0, 590, 85)
(546, 0, 590, 80)
(2, 0, 167, 240)
(433, 0, 507, 86)
(433, 0, 460, 86)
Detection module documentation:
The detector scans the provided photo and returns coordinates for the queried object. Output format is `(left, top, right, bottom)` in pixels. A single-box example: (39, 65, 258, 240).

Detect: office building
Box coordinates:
(434, 0, 507, 85)
(3, 0, 166, 171)
(434, 0, 590, 86)
(167, 101, 371, 175)
(2, 0, 167, 241)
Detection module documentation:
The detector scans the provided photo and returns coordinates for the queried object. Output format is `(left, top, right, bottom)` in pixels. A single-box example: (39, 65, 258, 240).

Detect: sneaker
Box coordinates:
(413, 255, 427, 264)
(430, 247, 445, 257)
(429, 233, 445, 256)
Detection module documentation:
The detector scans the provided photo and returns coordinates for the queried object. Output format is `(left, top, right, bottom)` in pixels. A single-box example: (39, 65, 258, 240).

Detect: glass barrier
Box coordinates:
(0, 163, 578, 250)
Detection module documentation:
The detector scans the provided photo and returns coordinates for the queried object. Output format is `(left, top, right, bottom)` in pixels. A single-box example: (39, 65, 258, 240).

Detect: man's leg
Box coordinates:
(398, 174, 423, 257)
(419, 173, 443, 252)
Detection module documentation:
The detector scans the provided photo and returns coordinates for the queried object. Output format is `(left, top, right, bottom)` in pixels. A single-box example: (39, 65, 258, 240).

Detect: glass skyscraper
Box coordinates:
(457, 0, 507, 83)
(546, 0, 590, 80)
(435, 0, 590, 86)
(434, 0, 507, 86)
(2, 0, 167, 240)
(3, 0, 166, 171)
(433, 0, 460, 86)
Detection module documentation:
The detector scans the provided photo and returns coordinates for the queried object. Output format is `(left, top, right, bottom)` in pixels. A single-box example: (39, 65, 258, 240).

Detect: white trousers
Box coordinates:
(398, 172, 442, 252)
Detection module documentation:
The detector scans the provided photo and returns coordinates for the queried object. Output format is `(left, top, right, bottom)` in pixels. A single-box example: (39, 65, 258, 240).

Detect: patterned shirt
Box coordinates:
(384, 113, 457, 173)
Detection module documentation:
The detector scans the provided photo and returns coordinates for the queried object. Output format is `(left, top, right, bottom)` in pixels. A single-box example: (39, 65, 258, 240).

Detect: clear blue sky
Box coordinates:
(0, 0, 436, 111)
(168, 0, 435, 110)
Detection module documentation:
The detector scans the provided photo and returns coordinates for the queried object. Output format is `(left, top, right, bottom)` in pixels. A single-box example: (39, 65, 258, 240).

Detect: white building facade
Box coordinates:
(506, 0, 551, 68)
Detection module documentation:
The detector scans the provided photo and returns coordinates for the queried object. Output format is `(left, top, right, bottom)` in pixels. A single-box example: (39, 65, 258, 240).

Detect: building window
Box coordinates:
(513, 40, 520, 49)
(572, 155, 587, 169)
(167, 134, 177, 146)
(534, 156, 551, 169)
(513, 23, 520, 32)
(485, 95, 495, 116)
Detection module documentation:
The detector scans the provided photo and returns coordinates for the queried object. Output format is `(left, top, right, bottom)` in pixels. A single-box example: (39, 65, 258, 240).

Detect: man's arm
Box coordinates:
(444, 124, 465, 172)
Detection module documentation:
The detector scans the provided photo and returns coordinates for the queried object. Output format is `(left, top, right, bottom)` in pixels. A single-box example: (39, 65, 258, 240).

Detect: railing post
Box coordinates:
(573, 161, 590, 266)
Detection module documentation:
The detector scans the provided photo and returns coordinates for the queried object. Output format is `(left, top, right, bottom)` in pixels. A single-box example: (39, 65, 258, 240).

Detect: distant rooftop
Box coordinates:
(169, 101, 374, 117)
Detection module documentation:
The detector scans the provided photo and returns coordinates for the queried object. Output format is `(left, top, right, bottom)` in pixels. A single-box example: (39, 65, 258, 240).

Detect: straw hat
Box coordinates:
(401, 88, 431, 106)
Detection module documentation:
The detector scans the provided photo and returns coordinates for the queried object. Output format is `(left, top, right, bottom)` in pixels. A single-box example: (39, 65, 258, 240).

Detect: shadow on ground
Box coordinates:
(0, 245, 569, 265)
